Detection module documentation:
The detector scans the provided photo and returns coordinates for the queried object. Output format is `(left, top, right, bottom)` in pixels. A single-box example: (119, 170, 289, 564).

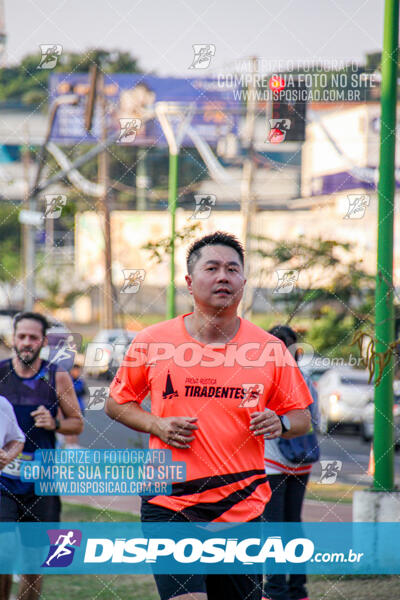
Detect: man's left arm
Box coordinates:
(56, 370, 84, 434)
(31, 371, 83, 434)
(250, 408, 310, 439)
(250, 339, 313, 439)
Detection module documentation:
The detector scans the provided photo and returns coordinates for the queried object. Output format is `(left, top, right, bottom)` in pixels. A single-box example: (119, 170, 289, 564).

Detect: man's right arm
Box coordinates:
(105, 395, 197, 449)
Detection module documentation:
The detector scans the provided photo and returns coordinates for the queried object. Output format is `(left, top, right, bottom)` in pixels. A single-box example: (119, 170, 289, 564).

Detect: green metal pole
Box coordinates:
(136, 147, 147, 211)
(373, 0, 399, 492)
(167, 151, 178, 319)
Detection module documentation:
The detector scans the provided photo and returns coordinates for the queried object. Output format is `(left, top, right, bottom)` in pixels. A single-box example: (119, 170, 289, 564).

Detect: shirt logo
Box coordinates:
(162, 372, 178, 400)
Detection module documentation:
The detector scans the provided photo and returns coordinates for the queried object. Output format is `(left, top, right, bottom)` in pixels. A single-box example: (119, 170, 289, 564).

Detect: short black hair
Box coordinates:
(186, 231, 244, 274)
(13, 312, 49, 337)
(268, 324, 297, 349)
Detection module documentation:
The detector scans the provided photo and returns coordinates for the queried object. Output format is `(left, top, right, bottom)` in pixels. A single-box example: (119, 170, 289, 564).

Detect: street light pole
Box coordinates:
(167, 151, 178, 319)
(155, 102, 194, 320)
(373, 0, 399, 492)
(240, 57, 258, 319)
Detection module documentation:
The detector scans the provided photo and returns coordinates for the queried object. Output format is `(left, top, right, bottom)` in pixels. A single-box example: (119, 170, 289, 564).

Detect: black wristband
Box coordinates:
(278, 414, 291, 434)
(54, 417, 61, 431)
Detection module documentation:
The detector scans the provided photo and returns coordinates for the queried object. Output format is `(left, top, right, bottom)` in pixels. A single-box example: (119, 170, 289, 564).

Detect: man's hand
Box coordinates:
(250, 409, 282, 438)
(152, 417, 198, 449)
(31, 405, 57, 431)
(0, 449, 10, 469)
(0, 441, 24, 469)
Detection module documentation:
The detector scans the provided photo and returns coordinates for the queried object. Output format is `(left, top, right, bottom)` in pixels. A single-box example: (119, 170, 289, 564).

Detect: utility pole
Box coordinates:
(136, 147, 148, 211)
(97, 73, 115, 329)
(240, 57, 258, 318)
(373, 0, 398, 492)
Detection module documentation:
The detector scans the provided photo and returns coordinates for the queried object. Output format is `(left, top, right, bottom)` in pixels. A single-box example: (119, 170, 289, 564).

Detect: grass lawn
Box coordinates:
(308, 574, 400, 599)
(11, 501, 398, 600)
(306, 481, 364, 504)
(61, 501, 140, 522)
(36, 573, 400, 600)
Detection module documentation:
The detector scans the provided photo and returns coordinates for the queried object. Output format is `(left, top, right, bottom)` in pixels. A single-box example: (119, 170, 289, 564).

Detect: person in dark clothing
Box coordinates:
(263, 325, 319, 600)
(63, 358, 87, 449)
(0, 312, 83, 600)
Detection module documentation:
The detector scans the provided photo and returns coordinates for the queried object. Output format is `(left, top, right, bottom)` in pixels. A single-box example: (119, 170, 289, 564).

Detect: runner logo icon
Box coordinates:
(42, 529, 82, 567)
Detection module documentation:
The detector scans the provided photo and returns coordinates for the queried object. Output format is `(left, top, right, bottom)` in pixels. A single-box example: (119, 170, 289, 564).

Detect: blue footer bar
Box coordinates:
(0, 522, 397, 574)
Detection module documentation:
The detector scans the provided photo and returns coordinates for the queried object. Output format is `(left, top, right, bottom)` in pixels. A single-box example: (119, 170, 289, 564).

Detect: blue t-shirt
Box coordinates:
(72, 376, 86, 412)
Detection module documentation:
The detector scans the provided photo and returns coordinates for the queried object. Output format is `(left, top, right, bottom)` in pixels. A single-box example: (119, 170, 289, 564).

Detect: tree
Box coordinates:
(0, 48, 142, 107)
(0, 203, 21, 282)
(142, 222, 202, 264)
(251, 235, 375, 357)
(37, 266, 83, 312)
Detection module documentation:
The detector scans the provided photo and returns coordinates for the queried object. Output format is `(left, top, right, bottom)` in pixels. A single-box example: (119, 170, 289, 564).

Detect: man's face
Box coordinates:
(185, 244, 246, 311)
(13, 319, 46, 366)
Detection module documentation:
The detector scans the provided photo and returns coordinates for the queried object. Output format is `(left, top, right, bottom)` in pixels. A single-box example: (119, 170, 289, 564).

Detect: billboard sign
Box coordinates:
(49, 74, 240, 146)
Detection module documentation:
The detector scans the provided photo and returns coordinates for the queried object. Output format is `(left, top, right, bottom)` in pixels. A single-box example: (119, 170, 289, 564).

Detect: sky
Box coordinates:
(4, 0, 383, 76)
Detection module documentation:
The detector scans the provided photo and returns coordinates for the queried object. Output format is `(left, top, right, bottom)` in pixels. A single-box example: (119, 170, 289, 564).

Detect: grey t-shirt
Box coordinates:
(0, 395, 25, 449)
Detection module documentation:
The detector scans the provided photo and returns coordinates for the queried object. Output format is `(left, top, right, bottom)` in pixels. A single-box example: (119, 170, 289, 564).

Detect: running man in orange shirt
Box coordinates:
(106, 231, 312, 600)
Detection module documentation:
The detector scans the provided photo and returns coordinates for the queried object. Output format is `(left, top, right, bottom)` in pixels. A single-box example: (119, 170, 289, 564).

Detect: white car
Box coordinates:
(317, 367, 373, 433)
(359, 381, 400, 448)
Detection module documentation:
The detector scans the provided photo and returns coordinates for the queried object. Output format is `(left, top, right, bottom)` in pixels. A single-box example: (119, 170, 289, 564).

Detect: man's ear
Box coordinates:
(185, 273, 193, 295)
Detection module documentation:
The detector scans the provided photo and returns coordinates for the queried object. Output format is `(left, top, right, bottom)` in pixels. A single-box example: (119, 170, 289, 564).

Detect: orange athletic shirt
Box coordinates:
(109, 313, 312, 522)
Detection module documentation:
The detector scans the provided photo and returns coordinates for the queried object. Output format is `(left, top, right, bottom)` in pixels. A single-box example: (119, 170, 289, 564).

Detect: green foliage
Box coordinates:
(0, 203, 21, 282)
(142, 222, 202, 264)
(253, 234, 374, 321)
(306, 306, 361, 358)
(0, 49, 141, 107)
(0, 53, 48, 106)
(252, 234, 375, 357)
(37, 266, 82, 311)
(56, 49, 141, 74)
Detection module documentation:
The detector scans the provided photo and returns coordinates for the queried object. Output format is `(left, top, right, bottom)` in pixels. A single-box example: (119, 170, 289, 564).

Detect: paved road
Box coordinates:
(316, 429, 400, 486)
(0, 337, 396, 490)
(81, 377, 400, 487)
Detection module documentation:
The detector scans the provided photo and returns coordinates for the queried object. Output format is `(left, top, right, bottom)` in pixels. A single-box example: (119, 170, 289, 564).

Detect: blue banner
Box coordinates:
(49, 74, 240, 146)
(0, 522, 399, 574)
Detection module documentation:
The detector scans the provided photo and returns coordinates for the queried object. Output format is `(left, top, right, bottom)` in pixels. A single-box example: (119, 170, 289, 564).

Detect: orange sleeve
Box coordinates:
(266, 341, 313, 414)
(109, 334, 150, 405)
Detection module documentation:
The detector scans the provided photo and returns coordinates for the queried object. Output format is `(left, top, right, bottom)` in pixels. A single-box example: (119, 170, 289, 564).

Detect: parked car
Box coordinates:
(359, 381, 400, 448)
(317, 366, 373, 433)
(85, 329, 137, 379)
